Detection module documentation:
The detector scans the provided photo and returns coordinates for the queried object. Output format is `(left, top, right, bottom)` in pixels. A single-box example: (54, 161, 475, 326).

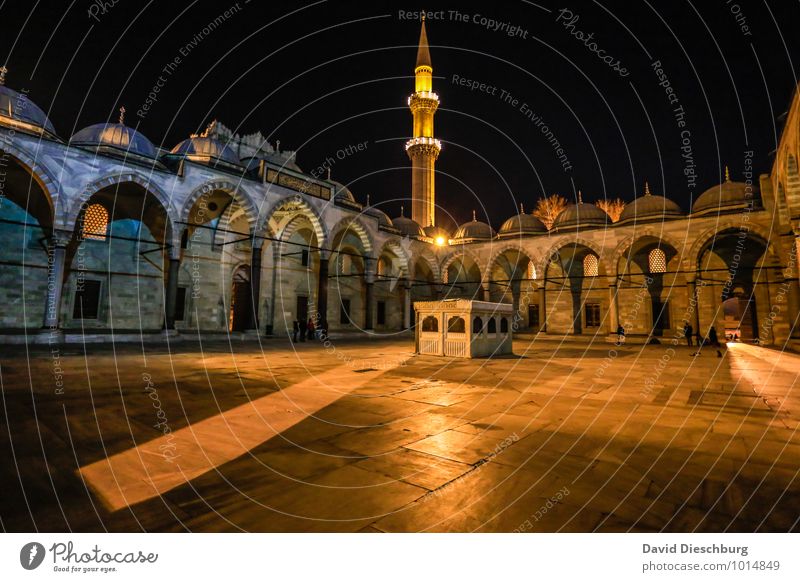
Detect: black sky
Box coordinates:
(2, 0, 798, 231)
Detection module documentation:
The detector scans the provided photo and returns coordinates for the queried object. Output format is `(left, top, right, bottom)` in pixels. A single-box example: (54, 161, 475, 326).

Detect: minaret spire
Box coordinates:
(406, 17, 441, 228)
(416, 14, 432, 70)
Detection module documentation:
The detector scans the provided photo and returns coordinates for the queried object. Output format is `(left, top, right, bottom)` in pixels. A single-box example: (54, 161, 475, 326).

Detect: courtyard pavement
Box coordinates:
(1, 334, 798, 532)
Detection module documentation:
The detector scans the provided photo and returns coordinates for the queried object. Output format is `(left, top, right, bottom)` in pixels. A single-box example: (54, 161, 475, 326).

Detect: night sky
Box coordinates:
(2, 0, 798, 231)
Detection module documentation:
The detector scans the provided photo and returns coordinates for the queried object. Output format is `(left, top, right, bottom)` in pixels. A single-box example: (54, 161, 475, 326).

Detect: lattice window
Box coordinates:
(649, 248, 666, 273)
(583, 253, 598, 277)
(527, 262, 536, 280)
(83, 204, 108, 240)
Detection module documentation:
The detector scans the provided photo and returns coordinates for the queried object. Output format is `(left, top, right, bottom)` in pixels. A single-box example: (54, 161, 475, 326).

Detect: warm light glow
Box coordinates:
(435, 236, 446, 246)
(405, 136, 442, 151)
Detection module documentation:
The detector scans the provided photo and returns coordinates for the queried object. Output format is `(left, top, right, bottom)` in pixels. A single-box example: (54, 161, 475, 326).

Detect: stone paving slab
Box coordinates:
(1, 337, 798, 532)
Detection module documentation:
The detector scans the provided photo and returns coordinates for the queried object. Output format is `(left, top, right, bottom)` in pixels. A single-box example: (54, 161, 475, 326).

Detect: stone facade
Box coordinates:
(1, 65, 799, 346)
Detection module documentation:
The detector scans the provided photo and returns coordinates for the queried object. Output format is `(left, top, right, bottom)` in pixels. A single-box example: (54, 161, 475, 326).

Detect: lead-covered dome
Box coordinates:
(693, 170, 756, 214)
(619, 184, 683, 223)
(498, 205, 547, 237)
(170, 136, 241, 166)
(452, 211, 495, 241)
(393, 210, 425, 238)
(71, 122, 157, 158)
(0, 83, 56, 135)
(330, 180, 355, 203)
(554, 193, 608, 230)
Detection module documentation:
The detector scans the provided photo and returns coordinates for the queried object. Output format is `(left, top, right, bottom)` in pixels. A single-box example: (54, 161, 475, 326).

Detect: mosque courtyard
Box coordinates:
(1, 335, 798, 533)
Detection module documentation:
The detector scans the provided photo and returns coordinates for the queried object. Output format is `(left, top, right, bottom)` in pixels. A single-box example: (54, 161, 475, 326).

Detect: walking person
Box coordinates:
(292, 320, 299, 343)
(709, 325, 722, 357)
(616, 324, 625, 345)
(299, 319, 306, 342)
(684, 323, 693, 347)
(306, 317, 315, 341)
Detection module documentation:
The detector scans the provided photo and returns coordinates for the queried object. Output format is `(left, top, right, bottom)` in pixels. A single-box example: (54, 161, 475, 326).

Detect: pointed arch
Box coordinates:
(257, 194, 328, 250)
(684, 219, 776, 272)
(376, 239, 411, 279)
(328, 215, 375, 257)
(0, 141, 62, 226)
(537, 236, 605, 277)
(179, 180, 258, 232)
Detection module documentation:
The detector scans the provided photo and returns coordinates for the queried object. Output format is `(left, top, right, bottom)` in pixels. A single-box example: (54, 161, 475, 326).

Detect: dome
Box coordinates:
(693, 172, 755, 213)
(170, 136, 241, 166)
(0, 84, 56, 135)
(393, 213, 425, 238)
(452, 211, 495, 241)
(498, 207, 547, 237)
(71, 123, 157, 158)
(365, 206, 394, 228)
(554, 193, 608, 230)
(265, 152, 302, 173)
(330, 180, 355, 203)
(619, 184, 683, 222)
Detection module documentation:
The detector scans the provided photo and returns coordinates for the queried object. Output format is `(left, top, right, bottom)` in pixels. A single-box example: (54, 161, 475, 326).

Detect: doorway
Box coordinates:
(229, 266, 251, 332)
(722, 289, 757, 341)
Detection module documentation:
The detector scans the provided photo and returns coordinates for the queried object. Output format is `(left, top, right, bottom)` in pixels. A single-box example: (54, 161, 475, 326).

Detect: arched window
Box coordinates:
(472, 317, 483, 334)
(487, 318, 497, 334)
(422, 315, 438, 332)
(527, 262, 536, 280)
(583, 253, 598, 277)
(648, 248, 666, 273)
(448, 316, 465, 333)
(500, 317, 509, 333)
(83, 203, 109, 240)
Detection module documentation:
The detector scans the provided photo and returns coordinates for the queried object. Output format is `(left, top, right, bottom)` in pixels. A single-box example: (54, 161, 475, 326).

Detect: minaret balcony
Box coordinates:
(408, 92, 440, 112)
(405, 137, 442, 157)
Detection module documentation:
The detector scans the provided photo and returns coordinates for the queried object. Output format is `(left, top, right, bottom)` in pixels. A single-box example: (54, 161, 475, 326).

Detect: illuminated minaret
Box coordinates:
(406, 15, 441, 228)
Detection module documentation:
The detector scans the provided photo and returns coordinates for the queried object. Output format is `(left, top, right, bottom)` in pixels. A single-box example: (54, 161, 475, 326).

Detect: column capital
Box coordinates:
(51, 228, 72, 248)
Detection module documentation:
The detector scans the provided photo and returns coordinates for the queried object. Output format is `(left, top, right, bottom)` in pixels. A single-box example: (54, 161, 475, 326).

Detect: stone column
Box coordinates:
(482, 283, 490, 302)
(248, 242, 262, 330)
(687, 278, 700, 332)
(785, 278, 800, 338)
(317, 254, 329, 334)
(164, 255, 181, 331)
(266, 242, 279, 335)
(511, 282, 521, 328)
(403, 279, 412, 329)
(538, 283, 547, 332)
(365, 270, 375, 330)
(608, 280, 619, 334)
(42, 230, 70, 332)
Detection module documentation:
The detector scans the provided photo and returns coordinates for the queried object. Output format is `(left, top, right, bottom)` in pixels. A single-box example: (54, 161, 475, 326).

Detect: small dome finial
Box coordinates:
(276, 139, 281, 153)
(421, 9, 426, 22)
(577, 190, 583, 204)
(400, 204, 405, 217)
(520, 202, 524, 214)
(644, 181, 651, 196)
(366, 193, 371, 206)
(0, 66, 7, 86)
(725, 165, 731, 182)
(326, 167, 331, 181)
(472, 209, 477, 222)
(119, 106, 125, 125)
